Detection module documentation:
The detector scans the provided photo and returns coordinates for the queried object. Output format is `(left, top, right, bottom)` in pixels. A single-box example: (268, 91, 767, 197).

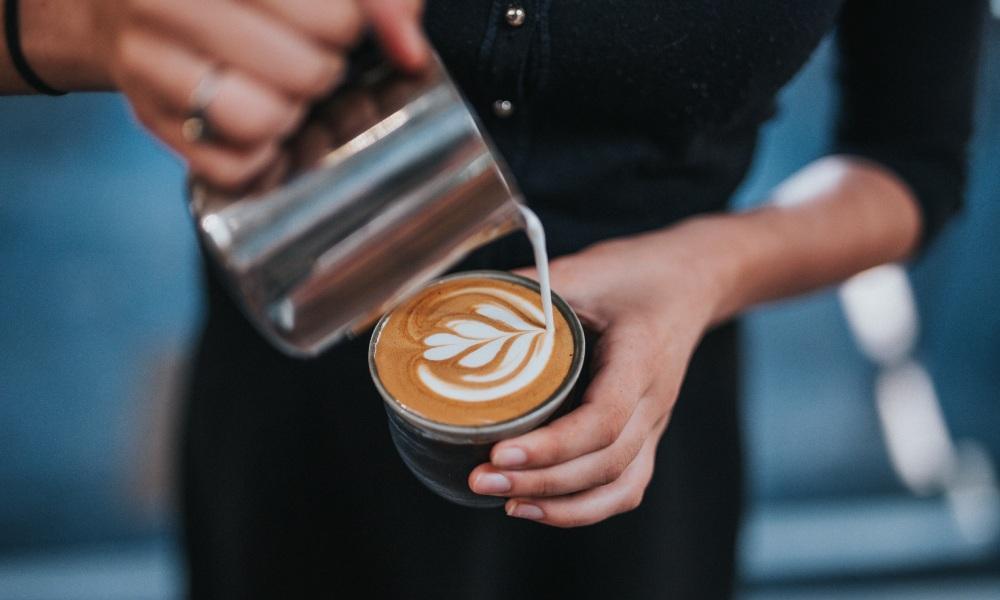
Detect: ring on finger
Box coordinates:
(182, 66, 224, 143)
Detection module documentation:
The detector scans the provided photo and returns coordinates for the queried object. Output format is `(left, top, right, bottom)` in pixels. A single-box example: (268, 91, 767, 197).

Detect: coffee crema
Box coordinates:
(373, 276, 575, 426)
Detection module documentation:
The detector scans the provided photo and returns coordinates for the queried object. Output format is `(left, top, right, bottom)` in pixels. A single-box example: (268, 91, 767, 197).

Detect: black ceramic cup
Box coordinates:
(369, 270, 586, 507)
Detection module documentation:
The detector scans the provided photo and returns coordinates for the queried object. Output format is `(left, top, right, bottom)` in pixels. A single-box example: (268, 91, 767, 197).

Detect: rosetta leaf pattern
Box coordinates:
(421, 303, 543, 375)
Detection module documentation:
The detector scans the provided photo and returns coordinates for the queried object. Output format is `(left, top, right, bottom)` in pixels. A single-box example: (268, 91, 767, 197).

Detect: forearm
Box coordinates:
(669, 155, 922, 326)
(1, 0, 112, 93)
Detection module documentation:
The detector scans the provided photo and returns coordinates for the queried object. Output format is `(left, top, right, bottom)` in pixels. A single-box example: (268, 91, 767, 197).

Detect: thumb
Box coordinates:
(512, 251, 581, 288)
(361, 0, 430, 72)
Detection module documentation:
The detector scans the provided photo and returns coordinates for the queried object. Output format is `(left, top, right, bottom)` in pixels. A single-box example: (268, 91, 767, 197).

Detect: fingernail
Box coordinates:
(493, 447, 527, 468)
(507, 502, 544, 521)
(473, 473, 511, 494)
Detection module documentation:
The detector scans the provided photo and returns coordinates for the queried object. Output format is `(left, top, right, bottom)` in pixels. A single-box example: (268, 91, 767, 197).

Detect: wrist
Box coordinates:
(660, 214, 758, 328)
(18, 0, 115, 91)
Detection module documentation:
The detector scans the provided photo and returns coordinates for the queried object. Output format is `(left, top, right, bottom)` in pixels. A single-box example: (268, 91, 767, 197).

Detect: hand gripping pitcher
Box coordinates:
(188, 45, 527, 357)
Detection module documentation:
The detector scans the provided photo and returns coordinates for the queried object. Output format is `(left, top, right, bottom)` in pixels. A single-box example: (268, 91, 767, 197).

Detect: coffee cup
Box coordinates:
(369, 270, 586, 507)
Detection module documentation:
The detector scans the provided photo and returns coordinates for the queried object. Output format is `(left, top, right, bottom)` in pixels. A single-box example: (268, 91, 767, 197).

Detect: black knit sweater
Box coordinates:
(424, 0, 985, 264)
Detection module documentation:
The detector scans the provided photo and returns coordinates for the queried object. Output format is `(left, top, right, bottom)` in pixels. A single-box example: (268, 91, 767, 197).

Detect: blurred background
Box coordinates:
(1, 12, 998, 600)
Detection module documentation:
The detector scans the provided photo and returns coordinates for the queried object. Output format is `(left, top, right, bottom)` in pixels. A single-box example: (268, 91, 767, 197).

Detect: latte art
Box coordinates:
(418, 286, 554, 402)
(373, 275, 575, 426)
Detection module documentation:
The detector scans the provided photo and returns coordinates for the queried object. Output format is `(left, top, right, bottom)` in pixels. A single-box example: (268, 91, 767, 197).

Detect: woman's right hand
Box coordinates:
(102, 0, 427, 188)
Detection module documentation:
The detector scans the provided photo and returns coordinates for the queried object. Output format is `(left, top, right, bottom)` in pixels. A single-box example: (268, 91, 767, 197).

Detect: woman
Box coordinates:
(2, 0, 985, 597)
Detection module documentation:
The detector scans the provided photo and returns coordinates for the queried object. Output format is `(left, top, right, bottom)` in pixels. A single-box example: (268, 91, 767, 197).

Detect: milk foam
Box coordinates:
(417, 286, 554, 402)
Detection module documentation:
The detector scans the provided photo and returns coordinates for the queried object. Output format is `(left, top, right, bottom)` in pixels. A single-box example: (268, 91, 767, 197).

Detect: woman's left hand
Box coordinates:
(467, 221, 727, 527)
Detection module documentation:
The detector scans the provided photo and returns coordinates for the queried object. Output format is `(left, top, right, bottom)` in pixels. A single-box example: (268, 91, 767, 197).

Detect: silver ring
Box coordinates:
(182, 67, 223, 143)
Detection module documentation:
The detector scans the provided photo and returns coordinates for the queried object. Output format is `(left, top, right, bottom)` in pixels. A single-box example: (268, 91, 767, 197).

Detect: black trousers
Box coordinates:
(180, 244, 744, 599)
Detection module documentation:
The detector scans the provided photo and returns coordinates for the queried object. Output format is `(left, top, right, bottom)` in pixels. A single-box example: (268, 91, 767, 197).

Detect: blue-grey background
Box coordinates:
(1, 16, 998, 600)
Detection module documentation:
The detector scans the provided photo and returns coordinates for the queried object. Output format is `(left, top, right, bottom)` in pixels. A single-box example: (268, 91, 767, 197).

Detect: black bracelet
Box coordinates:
(3, 0, 66, 95)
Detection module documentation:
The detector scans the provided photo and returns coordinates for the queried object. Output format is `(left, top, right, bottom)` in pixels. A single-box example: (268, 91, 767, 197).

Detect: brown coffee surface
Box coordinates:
(373, 276, 575, 426)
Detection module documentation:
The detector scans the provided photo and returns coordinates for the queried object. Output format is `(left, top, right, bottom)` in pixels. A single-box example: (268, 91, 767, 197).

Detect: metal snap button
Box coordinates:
(505, 5, 526, 28)
(492, 99, 515, 118)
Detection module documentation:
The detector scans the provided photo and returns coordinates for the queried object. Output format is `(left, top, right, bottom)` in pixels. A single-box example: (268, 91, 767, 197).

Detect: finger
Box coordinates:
(130, 0, 345, 99)
(490, 326, 653, 470)
(241, 149, 295, 195)
(511, 255, 586, 308)
(505, 426, 659, 528)
(361, 0, 429, 72)
(184, 135, 281, 190)
(509, 263, 602, 332)
(470, 395, 664, 497)
(246, 0, 365, 48)
(127, 93, 280, 189)
(511, 249, 577, 288)
(116, 32, 304, 147)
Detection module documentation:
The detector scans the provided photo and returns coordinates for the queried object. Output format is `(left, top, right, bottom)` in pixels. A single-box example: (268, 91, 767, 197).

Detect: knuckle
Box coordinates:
(608, 401, 632, 433)
(599, 454, 629, 486)
(533, 476, 554, 498)
(324, 7, 365, 46)
(622, 490, 645, 513)
(596, 412, 624, 449)
(531, 433, 562, 464)
(238, 100, 291, 142)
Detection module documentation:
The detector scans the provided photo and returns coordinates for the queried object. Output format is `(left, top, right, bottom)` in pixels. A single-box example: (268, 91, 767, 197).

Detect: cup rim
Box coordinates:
(369, 269, 586, 443)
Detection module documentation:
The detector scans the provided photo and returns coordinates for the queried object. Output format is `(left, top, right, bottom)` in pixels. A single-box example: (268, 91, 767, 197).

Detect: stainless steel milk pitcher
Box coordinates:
(188, 45, 524, 357)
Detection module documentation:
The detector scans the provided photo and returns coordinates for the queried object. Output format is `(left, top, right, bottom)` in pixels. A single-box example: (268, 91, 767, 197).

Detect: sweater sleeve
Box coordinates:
(833, 0, 987, 251)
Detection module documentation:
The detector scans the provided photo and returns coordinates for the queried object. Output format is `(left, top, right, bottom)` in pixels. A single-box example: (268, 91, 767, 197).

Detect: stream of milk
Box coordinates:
(517, 205, 554, 332)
